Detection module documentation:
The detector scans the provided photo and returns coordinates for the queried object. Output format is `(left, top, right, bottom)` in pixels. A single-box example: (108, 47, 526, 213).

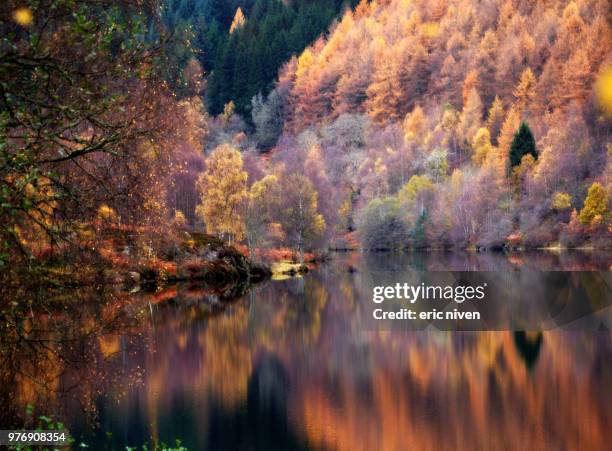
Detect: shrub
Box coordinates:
(359, 197, 410, 250)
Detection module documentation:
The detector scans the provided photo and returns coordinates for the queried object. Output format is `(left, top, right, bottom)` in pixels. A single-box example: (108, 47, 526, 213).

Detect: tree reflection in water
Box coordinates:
(513, 332, 543, 370)
(206, 353, 309, 451)
(0, 251, 610, 450)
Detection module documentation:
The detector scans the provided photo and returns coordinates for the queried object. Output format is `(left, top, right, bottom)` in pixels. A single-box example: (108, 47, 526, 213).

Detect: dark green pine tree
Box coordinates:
(207, 36, 236, 115)
(247, 40, 265, 96)
(509, 122, 538, 168)
(195, 18, 222, 72)
(207, 0, 233, 28)
(232, 40, 251, 113)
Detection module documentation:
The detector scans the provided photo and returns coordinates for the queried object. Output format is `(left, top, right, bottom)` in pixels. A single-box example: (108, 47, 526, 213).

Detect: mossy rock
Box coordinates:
(203, 260, 240, 286)
(189, 232, 226, 249)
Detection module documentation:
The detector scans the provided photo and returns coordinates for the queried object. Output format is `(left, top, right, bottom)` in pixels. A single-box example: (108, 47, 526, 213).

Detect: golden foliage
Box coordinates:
(229, 7, 246, 34)
(472, 127, 494, 166)
(462, 69, 480, 108)
(296, 48, 315, 80)
(595, 66, 612, 118)
(485, 96, 505, 142)
(196, 144, 248, 241)
(173, 210, 187, 229)
(579, 182, 608, 226)
(513, 68, 537, 112)
(398, 174, 434, 204)
(97, 204, 118, 223)
(222, 101, 235, 122)
(403, 105, 426, 143)
(551, 192, 572, 210)
(496, 106, 521, 169)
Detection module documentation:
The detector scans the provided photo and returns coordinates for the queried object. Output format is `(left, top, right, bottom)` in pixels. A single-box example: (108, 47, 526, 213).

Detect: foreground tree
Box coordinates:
(245, 174, 281, 249)
(279, 174, 326, 260)
(196, 144, 248, 242)
(0, 0, 182, 268)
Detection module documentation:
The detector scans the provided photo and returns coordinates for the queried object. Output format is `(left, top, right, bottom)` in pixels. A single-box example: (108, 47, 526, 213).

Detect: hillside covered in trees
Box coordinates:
(162, 0, 358, 116)
(203, 0, 610, 251)
(2, 0, 611, 280)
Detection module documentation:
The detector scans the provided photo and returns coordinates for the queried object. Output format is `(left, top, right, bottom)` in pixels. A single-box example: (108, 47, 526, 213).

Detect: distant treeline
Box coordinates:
(161, 0, 358, 116)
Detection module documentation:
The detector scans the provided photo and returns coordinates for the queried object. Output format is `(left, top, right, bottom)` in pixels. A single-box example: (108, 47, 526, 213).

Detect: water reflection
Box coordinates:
(206, 353, 309, 451)
(1, 251, 611, 450)
(513, 331, 543, 370)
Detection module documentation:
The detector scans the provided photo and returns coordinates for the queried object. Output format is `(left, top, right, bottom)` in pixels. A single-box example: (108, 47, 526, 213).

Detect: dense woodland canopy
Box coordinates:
(0, 0, 206, 271)
(233, 0, 611, 250)
(1, 0, 611, 275)
(161, 0, 358, 116)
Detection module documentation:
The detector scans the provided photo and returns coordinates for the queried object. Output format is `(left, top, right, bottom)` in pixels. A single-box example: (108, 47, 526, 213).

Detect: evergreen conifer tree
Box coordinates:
(509, 122, 538, 169)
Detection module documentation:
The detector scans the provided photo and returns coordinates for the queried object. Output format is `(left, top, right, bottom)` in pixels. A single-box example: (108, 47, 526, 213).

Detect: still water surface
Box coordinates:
(2, 251, 611, 450)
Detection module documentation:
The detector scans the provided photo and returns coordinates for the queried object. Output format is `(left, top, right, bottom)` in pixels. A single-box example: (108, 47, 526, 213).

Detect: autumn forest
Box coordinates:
(1, 0, 611, 282)
(1, 1, 612, 449)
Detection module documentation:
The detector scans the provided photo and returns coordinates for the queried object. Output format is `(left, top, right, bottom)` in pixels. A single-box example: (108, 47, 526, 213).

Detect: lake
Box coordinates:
(1, 251, 611, 450)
